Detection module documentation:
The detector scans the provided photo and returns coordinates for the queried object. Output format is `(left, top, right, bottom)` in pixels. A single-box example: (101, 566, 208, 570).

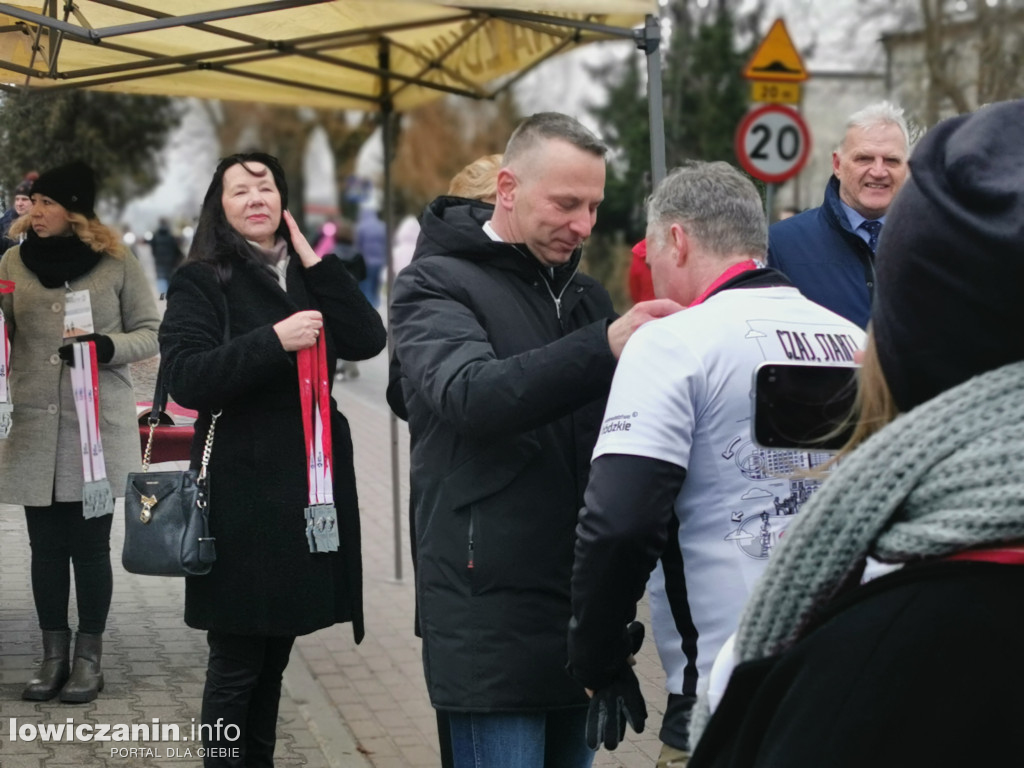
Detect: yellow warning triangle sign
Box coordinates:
(743, 19, 808, 82)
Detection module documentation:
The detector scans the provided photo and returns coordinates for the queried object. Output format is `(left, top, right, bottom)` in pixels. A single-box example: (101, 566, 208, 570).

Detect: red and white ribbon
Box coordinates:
(70, 341, 107, 482)
(298, 333, 334, 507)
(299, 333, 337, 552)
(0, 279, 13, 438)
(70, 341, 113, 517)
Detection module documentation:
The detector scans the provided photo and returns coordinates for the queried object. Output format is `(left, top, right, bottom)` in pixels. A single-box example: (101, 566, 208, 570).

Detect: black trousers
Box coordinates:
(24, 502, 113, 634)
(201, 632, 295, 768)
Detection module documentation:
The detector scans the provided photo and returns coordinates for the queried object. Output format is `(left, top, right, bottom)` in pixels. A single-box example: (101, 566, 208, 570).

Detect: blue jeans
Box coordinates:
(449, 708, 594, 768)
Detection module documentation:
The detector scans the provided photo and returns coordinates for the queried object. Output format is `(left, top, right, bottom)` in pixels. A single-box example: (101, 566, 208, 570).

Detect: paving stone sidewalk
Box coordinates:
(1, 348, 669, 768)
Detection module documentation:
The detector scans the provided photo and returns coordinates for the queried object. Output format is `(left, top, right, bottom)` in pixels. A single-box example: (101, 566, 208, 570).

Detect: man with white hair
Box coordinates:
(768, 101, 910, 328)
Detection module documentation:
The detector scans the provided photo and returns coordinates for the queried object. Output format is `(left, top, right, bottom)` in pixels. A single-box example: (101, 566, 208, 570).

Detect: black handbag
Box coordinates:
(123, 306, 228, 577)
(122, 404, 219, 577)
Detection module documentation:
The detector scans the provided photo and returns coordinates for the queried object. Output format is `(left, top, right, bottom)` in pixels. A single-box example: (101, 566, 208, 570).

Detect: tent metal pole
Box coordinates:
(635, 14, 666, 186)
(380, 41, 404, 584)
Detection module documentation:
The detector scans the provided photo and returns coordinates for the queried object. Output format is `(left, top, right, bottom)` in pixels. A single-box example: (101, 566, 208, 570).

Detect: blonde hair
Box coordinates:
(835, 331, 899, 459)
(448, 154, 502, 203)
(10, 210, 126, 257)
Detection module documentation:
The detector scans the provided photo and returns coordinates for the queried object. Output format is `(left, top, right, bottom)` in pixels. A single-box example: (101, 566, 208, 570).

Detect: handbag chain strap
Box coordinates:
(198, 410, 221, 483)
(142, 282, 231, 474)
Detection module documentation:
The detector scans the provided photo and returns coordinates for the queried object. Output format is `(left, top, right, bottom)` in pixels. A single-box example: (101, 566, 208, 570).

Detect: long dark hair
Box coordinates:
(187, 152, 291, 282)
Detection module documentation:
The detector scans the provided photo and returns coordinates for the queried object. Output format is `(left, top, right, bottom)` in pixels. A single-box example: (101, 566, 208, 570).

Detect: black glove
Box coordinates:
(585, 621, 647, 751)
(58, 333, 114, 366)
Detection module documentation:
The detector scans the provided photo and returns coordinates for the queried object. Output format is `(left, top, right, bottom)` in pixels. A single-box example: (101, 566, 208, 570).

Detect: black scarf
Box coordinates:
(19, 230, 103, 288)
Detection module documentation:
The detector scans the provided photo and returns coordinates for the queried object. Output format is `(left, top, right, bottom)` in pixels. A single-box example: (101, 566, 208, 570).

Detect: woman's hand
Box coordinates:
(283, 210, 321, 268)
(274, 310, 323, 351)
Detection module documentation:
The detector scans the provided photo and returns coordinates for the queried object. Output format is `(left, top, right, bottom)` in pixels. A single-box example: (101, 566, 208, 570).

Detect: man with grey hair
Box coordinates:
(389, 112, 681, 767)
(768, 101, 910, 328)
(568, 161, 864, 763)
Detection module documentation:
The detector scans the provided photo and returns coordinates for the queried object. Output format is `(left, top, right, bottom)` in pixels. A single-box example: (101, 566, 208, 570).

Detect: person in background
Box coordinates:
(389, 112, 681, 768)
(688, 99, 1024, 768)
(331, 218, 365, 381)
(313, 219, 338, 259)
(447, 153, 502, 202)
(0, 161, 159, 704)
(627, 239, 655, 304)
(159, 152, 386, 767)
(0, 172, 39, 252)
(150, 217, 184, 296)
(568, 161, 863, 764)
(354, 200, 386, 308)
(767, 101, 910, 328)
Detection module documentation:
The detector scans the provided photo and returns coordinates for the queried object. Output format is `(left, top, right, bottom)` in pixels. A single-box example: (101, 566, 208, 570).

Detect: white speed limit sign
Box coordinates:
(734, 104, 811, 184)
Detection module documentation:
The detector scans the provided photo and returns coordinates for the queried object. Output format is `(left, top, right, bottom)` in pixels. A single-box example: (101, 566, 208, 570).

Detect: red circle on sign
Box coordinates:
(734, 103, 811, 184)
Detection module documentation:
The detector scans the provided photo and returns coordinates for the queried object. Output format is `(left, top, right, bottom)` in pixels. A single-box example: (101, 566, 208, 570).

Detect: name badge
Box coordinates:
(63, 289, 95, 340)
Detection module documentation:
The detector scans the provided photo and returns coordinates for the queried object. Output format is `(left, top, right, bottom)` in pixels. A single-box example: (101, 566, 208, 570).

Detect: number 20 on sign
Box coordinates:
(734, 103, 811, 184)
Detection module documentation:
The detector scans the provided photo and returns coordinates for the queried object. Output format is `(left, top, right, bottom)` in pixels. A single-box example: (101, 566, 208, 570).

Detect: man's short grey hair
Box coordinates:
(646, 161, 767, 258)
(503, 112, 607, 167)
(837, 101, 910, 154)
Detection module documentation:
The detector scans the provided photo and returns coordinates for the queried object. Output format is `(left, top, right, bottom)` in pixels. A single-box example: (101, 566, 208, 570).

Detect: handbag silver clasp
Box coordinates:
(139, 494, 157, 524)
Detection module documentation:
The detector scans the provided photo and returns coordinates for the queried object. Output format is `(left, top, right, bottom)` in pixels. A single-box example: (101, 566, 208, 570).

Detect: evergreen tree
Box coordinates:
(0, 90, 181, 213)
(589, 0, 761, 241)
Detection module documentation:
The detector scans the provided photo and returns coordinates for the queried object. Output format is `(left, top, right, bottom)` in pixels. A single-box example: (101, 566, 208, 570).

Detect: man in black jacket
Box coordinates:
(389, 112, 680, 768)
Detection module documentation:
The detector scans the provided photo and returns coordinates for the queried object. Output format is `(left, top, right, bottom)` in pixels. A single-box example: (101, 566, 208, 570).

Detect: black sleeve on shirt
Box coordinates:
(569, 452, 687, 690)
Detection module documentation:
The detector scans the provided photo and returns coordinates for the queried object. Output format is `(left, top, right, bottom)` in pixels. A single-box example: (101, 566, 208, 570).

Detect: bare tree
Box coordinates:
(879, 0, 1024, 125)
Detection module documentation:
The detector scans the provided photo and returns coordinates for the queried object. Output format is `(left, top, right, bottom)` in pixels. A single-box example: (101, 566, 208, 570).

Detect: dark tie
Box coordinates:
(861, 220, 882, 253)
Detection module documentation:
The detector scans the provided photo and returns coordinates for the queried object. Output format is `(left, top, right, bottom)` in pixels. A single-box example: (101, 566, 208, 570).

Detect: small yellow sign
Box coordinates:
(750, 81, 802, 104)
(743, 19, 808, 83)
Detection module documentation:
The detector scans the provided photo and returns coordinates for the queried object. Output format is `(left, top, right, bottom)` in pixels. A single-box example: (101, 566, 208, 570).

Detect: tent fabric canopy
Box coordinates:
(0, 0, 653, 110)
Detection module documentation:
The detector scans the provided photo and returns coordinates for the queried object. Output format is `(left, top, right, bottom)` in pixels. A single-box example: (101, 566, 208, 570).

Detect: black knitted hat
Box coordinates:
(30, 161, 96, 218)
(872, 99, 1024, 413)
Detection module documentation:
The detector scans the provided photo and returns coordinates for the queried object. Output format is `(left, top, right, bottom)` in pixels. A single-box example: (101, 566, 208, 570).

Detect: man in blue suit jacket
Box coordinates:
(767, 102, 910, 328)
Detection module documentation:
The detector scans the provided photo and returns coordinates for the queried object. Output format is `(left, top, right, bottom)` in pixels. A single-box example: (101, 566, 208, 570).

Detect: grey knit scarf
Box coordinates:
(689, 359, 1024, 750)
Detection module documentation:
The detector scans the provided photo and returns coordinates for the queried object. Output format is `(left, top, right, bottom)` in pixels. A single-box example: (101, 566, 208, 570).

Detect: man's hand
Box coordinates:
(584, 621, 647, 750)
(607, 299, 684, 358)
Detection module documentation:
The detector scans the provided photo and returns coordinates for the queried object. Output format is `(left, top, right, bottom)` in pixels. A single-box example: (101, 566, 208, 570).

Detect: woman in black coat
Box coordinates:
(159, 153, 386, 768)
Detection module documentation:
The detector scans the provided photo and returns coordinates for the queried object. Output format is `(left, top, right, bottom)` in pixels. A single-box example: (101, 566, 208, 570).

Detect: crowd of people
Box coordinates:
(0, 96, 1021, 768)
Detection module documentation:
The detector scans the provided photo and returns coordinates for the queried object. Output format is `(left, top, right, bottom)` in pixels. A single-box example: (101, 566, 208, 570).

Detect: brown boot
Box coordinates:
(22, 629, 71, 701)
(60, 632, 104, 703)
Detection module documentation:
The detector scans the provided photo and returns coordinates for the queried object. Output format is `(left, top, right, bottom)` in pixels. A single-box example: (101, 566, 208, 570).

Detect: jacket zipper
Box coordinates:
(538, 263, 580, 321)
(467, 513, 474, 570)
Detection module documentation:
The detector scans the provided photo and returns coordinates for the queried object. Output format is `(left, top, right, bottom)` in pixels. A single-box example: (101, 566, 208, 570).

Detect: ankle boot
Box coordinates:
(22, 629, 72, 701)
(60, 632, 104, 703)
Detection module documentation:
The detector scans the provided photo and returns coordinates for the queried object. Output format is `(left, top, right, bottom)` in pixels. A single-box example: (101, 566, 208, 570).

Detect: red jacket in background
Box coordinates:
(628, 239, 655, 303)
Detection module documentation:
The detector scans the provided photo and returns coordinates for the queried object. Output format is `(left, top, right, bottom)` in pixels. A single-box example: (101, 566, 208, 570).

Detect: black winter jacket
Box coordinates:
(160, 252, 386, 638)
(389, 197, 618, 711)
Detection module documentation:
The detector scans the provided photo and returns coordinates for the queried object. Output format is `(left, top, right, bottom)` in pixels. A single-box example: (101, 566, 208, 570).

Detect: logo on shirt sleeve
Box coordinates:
(600, 411, 638, 435)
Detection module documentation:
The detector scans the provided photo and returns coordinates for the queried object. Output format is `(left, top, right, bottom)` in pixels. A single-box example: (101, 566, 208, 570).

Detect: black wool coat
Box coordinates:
(160, 252, 386, 639)
(690, 560, 1024, 768)
(389, 197, 619, 711)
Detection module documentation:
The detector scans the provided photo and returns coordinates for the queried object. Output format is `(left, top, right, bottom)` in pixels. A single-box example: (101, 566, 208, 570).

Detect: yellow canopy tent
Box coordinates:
(0, 0, 666, 578)
(0, 1, 652, 108)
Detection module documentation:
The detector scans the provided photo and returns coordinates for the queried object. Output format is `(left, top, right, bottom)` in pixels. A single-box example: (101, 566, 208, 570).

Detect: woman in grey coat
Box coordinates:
(0, 161, 159, 704)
